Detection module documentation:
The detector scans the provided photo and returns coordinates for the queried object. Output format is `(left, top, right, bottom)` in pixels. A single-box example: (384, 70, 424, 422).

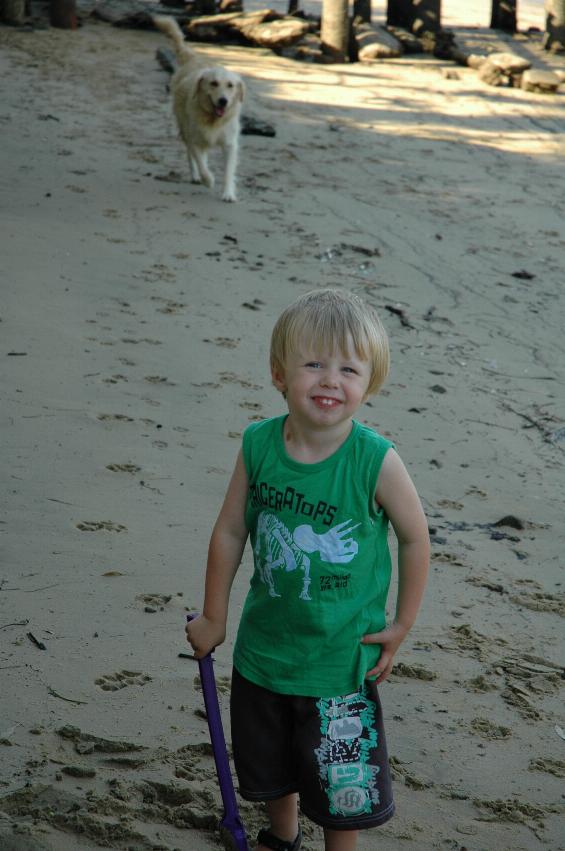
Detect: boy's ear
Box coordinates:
(271, 363, 286, 394)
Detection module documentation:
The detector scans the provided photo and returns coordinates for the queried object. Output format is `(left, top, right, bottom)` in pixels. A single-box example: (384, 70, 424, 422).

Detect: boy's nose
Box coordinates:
(320, 369, 339, 387)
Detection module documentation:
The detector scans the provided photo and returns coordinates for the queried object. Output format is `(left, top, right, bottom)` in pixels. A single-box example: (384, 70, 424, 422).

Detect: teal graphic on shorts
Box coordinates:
(314, 687, 380, 817)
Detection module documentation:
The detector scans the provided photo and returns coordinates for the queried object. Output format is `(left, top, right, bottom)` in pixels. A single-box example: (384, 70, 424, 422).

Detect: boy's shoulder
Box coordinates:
(242, 416, 284, 467)
(353, 420, 395, 452)
(243, 415, 284, 442)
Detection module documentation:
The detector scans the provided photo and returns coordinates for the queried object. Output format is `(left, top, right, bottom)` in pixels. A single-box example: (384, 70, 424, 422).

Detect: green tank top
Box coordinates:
(233, 415, 394, 697)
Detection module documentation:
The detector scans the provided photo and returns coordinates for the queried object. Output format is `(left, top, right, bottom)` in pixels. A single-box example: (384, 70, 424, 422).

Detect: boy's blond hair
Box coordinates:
(270, 288, 389, 397)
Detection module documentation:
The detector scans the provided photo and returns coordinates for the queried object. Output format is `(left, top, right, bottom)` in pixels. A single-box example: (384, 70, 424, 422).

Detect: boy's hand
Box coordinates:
(361, 622, 408, 685)
(186, 615, 226, 659)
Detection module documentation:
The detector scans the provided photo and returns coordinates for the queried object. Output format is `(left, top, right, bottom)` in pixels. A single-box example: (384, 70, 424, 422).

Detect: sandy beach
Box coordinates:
(1, 5, 564, 850)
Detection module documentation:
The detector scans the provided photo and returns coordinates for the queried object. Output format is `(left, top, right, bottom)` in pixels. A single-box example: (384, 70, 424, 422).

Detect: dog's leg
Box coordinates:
(221, 140, 238, 203)
(191, 148, 214, 189)
(187, 150, 201, 184)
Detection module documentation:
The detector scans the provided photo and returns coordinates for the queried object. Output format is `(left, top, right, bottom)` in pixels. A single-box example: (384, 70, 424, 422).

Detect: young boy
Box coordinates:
(186, 289, 430, 851)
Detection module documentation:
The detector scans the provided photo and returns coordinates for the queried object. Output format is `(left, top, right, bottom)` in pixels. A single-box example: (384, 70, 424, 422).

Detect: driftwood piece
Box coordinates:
(488, 51, 531, 73)
(354, 22, 403, 61)
(186, 9, 281, 41)
(521, 68, 561, 92)
(419, 28, 456, 57)
(386, 25, 423, 54)
(239, 17, 310, 48)
(446, 47, 486, 68)
(280, 32, 329, 63)
(478, 52, 533, 88)
(478, 58, 511, 86)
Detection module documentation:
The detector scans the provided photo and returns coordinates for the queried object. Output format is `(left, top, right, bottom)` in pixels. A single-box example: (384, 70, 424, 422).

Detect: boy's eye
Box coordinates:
(305, 361, 321, 368)
(342, 366, 356, 374)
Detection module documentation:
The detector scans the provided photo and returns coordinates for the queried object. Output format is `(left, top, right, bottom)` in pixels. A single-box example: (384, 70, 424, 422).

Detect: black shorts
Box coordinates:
(230, 668, 395, 831)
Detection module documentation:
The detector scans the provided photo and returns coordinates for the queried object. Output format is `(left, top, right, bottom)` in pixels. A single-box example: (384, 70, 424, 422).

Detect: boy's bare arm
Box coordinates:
(362, 448, 430, 683)
(186, 450, 249, 658)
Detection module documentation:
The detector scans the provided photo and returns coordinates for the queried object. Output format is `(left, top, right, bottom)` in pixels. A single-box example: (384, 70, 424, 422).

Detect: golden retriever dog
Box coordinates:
(154, 16, 245, 202)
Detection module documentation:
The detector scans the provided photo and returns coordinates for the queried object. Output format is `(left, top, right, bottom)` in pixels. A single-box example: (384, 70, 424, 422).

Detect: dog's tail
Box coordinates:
(153, 16, 197, 66)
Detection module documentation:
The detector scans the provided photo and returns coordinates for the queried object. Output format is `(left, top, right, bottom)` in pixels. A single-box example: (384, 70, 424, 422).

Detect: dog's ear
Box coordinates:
(194, 70, 210, 97)
(237, 79, 245, 103)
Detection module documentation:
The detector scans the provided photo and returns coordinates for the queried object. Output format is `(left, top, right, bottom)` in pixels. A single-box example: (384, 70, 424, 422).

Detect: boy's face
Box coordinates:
(272, 337, 372, 429)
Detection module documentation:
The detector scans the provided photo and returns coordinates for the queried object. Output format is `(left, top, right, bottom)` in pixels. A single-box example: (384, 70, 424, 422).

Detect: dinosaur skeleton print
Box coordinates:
(253, 511, 360, 601)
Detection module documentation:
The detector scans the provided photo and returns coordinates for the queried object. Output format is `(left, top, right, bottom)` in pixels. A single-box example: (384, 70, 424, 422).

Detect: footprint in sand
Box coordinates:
(194, 674, 230, 695)
(102, 374, 129, 384)
(76, 520, 127, 532)
(97, 413, 134, 423)
(150, 296, 186, 314)
(529, 757, 565, 778)
(120, 337, 162, 346)
(437, 499, 464, 510)
(95, 670, 152, 691)
(203, 337, 240, 349)
(391, 662, 437, 681)
(239, 401, 262, 412)
(470, 717, 512, 740)
(510, 590, 565, 616)
(106, 464, 141, 473)
(138, 264, 176, 283)
(219, 371, 262, 390)
(144, 375, 176, 386)
(137, 593, 172, 610)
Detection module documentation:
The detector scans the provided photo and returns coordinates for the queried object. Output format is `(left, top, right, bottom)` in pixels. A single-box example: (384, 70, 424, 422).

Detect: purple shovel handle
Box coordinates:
(187, 614, 250, 851)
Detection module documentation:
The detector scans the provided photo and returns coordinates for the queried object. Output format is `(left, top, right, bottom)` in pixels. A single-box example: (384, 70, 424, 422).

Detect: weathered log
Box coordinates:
(2, 0, 26, 24)
(239, 17, 310, 47)
(420, 28, 456, 57)
(478, 59, 511, 86)
(354, 22, 403, 60)
(280, 32, 329, 62)
(487, 51, 531, 72)
(386, 25, 423, 53)
(186, 9, 281, 40)
(445, 46, 486, 68)
(521, 68, 561, 92)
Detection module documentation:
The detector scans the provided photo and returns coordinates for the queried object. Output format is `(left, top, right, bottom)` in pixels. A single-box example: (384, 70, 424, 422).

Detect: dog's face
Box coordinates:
(196, 67, 245, 118)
